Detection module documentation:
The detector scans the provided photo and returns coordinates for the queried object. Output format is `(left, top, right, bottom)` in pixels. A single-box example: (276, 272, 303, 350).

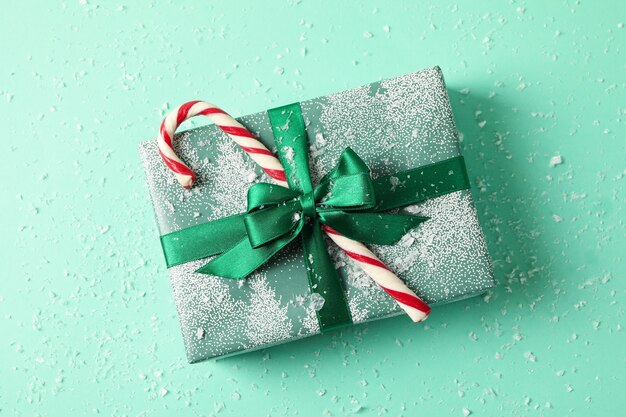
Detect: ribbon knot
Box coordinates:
(299, 191, 316, 219)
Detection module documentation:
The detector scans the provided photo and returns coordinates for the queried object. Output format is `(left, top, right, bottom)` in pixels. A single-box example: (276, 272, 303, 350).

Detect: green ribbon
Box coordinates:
(160, 102, 471, 331)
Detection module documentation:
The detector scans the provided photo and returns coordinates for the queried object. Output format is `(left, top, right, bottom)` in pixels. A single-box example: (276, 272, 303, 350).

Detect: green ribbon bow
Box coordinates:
(160, 102, 471, 331)
(197, 146, 427, 279)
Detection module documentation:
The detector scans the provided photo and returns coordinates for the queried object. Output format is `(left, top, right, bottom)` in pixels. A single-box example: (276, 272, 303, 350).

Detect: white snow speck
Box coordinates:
(246, 172, 258, 183)
(549, 155, 563, 167)
(196, 327, 205, 340)
(309, 293, 325, 311)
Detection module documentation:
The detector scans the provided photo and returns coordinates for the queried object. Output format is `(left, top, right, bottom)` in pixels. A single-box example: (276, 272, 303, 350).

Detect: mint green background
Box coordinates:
(1, 1, 624, 415)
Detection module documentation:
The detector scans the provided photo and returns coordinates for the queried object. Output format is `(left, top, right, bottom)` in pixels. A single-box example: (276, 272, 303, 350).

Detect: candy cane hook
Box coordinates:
(157, 100, 430, 322)
(158, 100, 288, 189)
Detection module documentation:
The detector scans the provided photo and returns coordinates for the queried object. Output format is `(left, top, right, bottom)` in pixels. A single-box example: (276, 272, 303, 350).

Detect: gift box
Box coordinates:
(139, 66, 496, 363)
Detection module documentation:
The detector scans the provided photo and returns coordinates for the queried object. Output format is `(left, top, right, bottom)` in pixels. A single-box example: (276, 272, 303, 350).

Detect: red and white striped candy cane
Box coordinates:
(158, 100, 288, 189)
(322, 225, 431, 322)
(157, 100, 431, 322)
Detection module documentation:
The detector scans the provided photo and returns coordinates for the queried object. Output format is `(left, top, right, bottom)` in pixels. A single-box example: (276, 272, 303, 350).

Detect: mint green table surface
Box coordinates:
(1, 1, 624, 416)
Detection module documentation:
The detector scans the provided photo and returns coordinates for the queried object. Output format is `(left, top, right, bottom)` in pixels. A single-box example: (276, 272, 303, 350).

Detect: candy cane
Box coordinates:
(158, 101, 431, 322)
(322, 225, 430, 322)
(158, 100, 288, 189)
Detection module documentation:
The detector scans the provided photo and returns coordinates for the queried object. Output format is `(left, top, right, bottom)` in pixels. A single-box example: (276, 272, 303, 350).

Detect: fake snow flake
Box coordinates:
(315, 132, 327, 146)
(196, 327, 205, 340)
(389, 176, 401, 191)
(309, 293, 325, 311)
(400, 235, 415, 247)
(549, 155, 563, 167)
(246, 172, 258, 183)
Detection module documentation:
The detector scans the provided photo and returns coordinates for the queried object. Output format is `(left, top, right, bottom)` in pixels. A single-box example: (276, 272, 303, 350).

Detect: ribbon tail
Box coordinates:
(301, 220, 352, 331)
(196, 222, 302, 279)
(319, 212, 428, 245)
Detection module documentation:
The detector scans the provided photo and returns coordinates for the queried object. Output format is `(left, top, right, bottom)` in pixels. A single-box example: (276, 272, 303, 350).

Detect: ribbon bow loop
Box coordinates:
(314, 147, 376, 211)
